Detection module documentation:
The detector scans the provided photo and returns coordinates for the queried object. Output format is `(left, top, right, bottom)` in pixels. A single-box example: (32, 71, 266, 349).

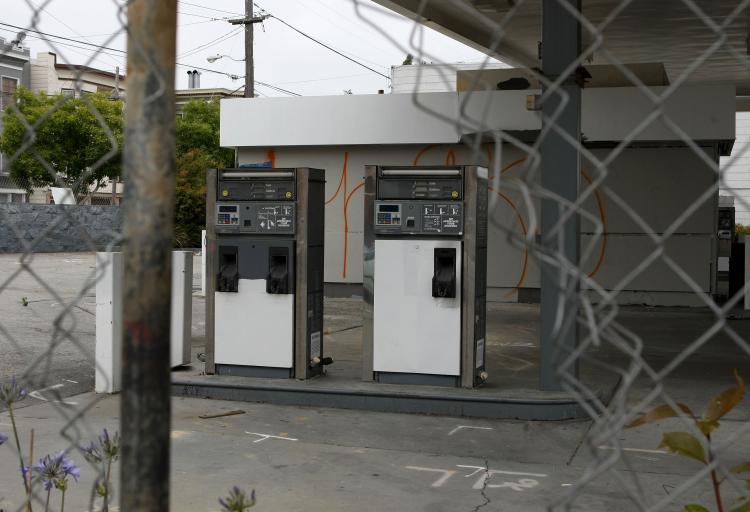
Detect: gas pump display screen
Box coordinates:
(217, 205, 240, 225)
(376, 204, 401, 226)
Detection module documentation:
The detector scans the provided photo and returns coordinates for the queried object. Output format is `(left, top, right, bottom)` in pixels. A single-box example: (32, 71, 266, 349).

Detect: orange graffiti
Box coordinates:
(342, 182, 365, 279)
(412, 144, 440, 166)
(489, 185, 529, 296)
(445, 150, 456, 166)
(581, 170, 607, 278)
(325, 151, 348, 206)
(265, 149, 276, 168)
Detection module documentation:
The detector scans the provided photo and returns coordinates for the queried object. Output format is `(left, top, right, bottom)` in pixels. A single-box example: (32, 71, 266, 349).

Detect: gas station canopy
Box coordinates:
(373, 0, 750, 94)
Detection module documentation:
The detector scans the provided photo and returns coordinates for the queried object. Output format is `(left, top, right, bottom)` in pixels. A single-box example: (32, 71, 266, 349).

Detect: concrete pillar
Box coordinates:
(539, 0, 582, 391)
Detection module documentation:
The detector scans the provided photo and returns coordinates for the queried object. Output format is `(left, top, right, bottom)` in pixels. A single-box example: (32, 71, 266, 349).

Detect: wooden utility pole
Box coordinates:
(228, 4, 268, 98)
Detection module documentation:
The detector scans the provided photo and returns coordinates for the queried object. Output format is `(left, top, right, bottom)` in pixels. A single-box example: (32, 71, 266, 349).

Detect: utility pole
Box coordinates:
(228, 3, 268, 98)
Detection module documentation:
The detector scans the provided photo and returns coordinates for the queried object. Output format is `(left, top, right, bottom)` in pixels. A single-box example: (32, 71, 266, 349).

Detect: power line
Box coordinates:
(251, 2, 390, 79)
(178, 1, 243, 17)
(178, 27, 242, 59)
(0, 21, 301, 96)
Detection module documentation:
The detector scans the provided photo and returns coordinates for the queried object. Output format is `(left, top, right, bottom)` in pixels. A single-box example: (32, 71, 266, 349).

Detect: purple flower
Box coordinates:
(83, 428, 119, 464)
(0, 432, 8, 446)
(0, 376, 27, 405)
(33, 451, 80, 491)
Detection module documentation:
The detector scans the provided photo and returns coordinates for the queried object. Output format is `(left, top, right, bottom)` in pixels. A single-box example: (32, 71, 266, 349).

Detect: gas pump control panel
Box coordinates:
(216, 170, 296, 234)
(216, 203, 296, 234)
(374, 168, 464, 236)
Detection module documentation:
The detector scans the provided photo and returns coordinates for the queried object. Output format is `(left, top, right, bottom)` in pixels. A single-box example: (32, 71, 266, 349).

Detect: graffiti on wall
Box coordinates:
(266, 145, 608, 291)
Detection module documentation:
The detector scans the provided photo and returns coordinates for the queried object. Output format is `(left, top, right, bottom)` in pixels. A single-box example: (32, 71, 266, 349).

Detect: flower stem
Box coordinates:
(60, 489, 66, 512)
(44, 488, 50, 512)
(707, 434, 724, 512)
(8, 404, 30, 495)
(103, 458, 112, 512)
(26, 428, 34, 512)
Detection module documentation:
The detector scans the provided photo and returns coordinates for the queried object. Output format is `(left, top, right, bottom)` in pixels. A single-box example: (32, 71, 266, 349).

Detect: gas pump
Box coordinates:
(362, 165, 488, 388)
(205, 167, 330, 379)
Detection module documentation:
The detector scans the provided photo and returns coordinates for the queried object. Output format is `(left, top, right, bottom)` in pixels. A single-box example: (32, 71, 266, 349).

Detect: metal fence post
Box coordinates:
(120, 1, 177, 510)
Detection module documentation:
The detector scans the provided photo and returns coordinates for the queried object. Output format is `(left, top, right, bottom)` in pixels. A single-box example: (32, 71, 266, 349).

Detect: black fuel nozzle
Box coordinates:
(432, 247, 456, 298)
(266, 247, 290, 294)
(217, 246, 239, 293)
(311, 356, 334, 366)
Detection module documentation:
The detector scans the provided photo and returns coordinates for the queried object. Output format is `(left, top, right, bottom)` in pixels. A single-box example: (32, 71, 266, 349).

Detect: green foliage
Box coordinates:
(628, 371, 748, 511)
(174, 99, 233, 247)
(736, 224, 750, 236)
(0, 87, 123, 194)
(403, 54, 413, 65)
(684, 505, 710, 512)
(175, 149, 215, 247)
(658, 432, 706, 464)
(176, 99, 233, 166)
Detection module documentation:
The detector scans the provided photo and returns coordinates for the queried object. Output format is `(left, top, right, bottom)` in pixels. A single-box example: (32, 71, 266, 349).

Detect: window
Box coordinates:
(61, 88, 75, 98)
(0, 76, 18, 109)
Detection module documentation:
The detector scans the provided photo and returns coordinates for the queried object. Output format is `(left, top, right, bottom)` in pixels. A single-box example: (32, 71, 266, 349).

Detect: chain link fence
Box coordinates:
(353, 0, 750, 510)
(0, 0, 173, 510)
(1, 0, 750, 510)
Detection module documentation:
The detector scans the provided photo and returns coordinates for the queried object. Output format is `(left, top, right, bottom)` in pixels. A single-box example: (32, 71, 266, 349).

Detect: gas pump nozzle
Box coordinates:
(432, 247, 457, 298)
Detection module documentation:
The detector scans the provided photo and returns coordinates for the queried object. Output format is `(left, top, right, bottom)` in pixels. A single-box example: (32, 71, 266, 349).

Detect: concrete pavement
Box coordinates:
(2, 393, 743, 511)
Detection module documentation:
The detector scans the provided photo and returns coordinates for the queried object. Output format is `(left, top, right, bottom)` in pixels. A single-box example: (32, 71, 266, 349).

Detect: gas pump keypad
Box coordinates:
(216, 202, 295, 234)
(375, 201, 463, 235)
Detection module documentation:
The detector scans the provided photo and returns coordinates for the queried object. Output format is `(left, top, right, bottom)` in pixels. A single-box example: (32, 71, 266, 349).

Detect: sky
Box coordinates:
(3, 0, 500, 97)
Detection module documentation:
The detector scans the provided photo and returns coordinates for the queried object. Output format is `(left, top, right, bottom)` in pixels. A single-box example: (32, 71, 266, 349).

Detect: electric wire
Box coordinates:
(0, 22, 301, 96)
(251, 2, 389, 79)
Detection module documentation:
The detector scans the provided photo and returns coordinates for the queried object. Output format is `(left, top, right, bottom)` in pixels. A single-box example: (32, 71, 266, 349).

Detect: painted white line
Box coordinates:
(598, 445, 668, 455)
(405, 466, 457, 487)
(245, 431, 298, 443)
(64, 379, 79, 384)
(561, 483, 573, 487)
(448, 425, 494, 436)
(457, 465, 548, 478)
(487, 477, 539, 491)
(28, 384, 77, 406)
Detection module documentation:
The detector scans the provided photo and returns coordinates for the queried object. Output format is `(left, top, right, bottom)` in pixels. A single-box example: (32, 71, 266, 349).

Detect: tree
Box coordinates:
(0, 88, 123, 195)
(176, 99, 233, 166)
(403, 54, 413, 65)
(174, 99, 233, 247)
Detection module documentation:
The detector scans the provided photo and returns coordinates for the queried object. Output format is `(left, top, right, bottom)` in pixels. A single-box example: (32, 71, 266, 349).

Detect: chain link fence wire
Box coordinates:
(353, 0, 750, 510)
(0, 0, 175, 510)
(3, 0, 750, 510)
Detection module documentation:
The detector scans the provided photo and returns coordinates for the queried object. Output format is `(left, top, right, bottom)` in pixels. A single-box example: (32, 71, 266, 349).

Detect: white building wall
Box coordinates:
(237, 144, 717, 306)
(720, 113, 750, 225)
(390, 63, 508, 94)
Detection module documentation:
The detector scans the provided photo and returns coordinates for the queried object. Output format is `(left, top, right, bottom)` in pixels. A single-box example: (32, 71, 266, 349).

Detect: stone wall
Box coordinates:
(0, 204, 122, 253)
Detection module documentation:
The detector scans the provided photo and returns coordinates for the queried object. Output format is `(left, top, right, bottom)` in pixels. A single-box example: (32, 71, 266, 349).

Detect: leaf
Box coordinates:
(683, 504, 710, 512)
(659, 432, 706, 464)
(732, 462, 750, 474)
(704, 370, 745, 423)
(730, 503, 750, 512)
(626, 403, 695, 429)
(696, 418, 721, 436)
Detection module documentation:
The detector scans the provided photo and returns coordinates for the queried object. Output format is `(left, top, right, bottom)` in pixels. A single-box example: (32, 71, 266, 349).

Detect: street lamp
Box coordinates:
(206, 54, 245, 64)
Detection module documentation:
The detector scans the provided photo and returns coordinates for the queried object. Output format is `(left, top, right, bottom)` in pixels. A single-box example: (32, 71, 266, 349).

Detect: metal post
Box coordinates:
(120, 1, 177, 510)
(245, 0, 254, 98)
(539, 0, 581, 391)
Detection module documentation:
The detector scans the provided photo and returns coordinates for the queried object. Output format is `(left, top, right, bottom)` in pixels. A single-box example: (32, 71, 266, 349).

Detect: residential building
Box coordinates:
(30, 52, 125, 98)
(0, 36, 31, 202)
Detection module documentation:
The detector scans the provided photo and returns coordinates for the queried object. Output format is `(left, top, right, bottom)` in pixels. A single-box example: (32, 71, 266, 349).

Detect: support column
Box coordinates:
(539, 0, 582, 391)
